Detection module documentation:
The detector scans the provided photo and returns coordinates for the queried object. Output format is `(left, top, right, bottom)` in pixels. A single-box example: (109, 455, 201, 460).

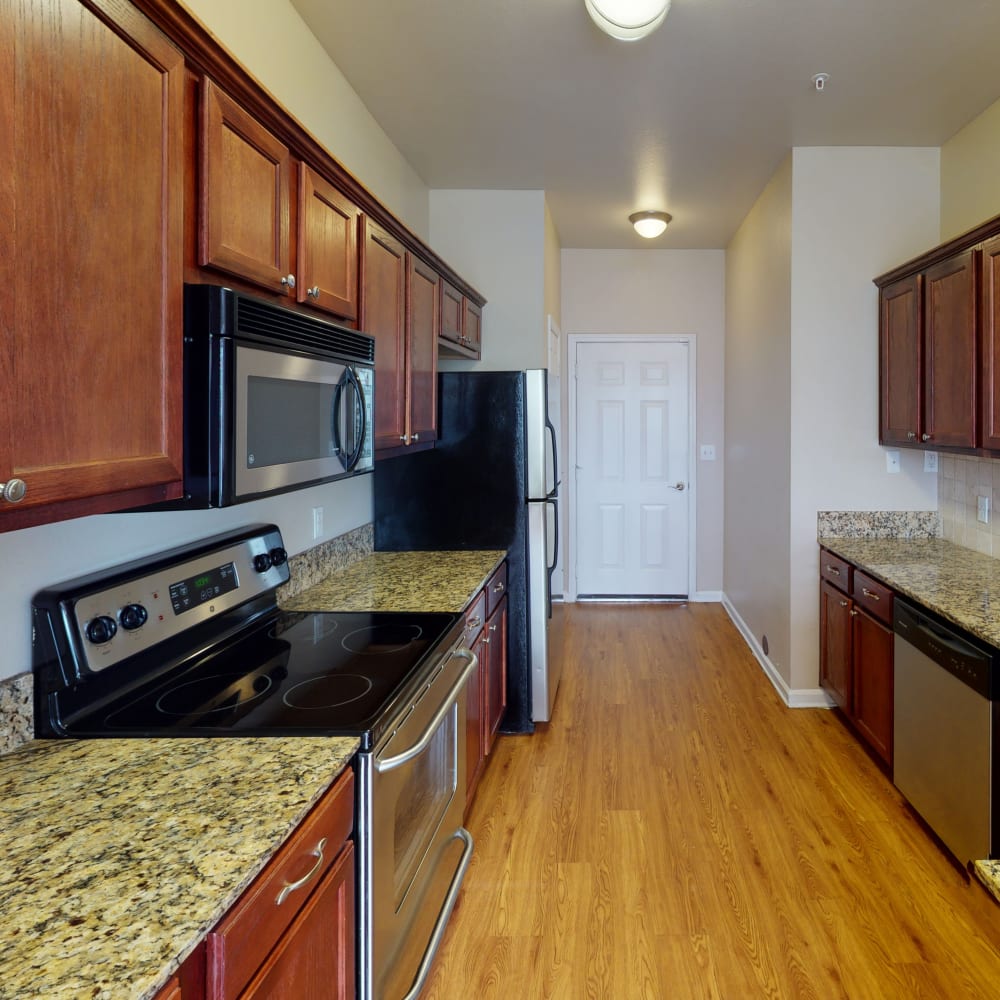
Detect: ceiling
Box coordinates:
(289, 0, 1000, 250)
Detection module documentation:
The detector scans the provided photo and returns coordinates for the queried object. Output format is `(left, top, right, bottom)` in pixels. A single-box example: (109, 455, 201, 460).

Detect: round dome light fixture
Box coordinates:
(585, 0, 671, 41)
(629, 210, 672, 238)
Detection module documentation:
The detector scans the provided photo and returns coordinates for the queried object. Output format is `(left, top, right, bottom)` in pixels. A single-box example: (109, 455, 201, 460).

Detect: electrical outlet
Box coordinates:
(699, 444, 716, 461)
(978, 495, 990, 524)
(885, 450, 900, 474)
(924, 451, 938, 473)
(312, 506, 324, 539)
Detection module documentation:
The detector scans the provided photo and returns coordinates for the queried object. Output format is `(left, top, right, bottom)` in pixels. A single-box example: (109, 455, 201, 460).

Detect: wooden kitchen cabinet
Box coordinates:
(463, 589, 488, 806)
(818, 548, 893, 767)
(483, 597, 508, 755)
(879, 275, 922, 447)
(980, 236, 1000, 450)
(438, 280, 483, 360)
(0, 0, 185, 531)
(205, 768, 355, 999)
(199, 78, 293, 295)
(463, 300, 483, 357)
(362, 219, 440, 455)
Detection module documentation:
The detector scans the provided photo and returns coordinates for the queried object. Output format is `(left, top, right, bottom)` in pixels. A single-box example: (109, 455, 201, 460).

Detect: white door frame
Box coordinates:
(566, 333, 697, 602)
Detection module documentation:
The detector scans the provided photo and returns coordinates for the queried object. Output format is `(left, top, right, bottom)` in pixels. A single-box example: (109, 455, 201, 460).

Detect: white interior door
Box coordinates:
(575, 340, 690, 597)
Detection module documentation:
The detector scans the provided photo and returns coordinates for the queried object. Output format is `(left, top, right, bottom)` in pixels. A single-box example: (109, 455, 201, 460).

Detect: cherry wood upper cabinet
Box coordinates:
(297, 163, 360, 321)
(463, 300, 483, 357)
(199, 78, 293, 295)
(923, 250, 978, 449)
(440, 281, 464, 349)
(1, 0, 184, 530)
(407, 257, 440, 447)
(362, 221, 408, 451)
(879, 276, 922, 446)
(980, 237, 1000, 450)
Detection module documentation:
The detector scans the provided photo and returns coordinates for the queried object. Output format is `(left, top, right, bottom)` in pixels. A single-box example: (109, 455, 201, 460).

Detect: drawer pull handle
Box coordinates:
(493, 582, 504, 594)
(861, 587, 880, 601)
(825, 565, 841, 576)
(467, 615, 482, 629)
(276, 837, 327, 906)
(849, 609, 859, 617)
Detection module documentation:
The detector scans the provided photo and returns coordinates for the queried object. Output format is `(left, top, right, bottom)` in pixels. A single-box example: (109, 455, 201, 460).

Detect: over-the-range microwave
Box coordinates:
(165, 284, 374, 508)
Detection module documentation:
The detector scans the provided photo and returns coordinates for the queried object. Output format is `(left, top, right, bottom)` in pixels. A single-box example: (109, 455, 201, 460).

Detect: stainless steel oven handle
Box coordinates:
(374, 648, 477, 773)
(400, 827, 474, 1000)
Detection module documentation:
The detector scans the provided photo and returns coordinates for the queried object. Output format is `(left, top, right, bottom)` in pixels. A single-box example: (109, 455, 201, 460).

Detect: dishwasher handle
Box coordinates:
(894, 599, 994, 699)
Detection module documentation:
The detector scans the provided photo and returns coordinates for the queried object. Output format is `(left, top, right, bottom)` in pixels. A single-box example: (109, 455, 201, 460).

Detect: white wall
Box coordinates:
(0, 0, 430, 682)
(561, 250, 726, 596)
(724, 156, 794, 682)
(940, 96, 1000, 242)
(429, 190, 549, 372)
(178, 0, 430, 237)
(787, 148, 940, 688)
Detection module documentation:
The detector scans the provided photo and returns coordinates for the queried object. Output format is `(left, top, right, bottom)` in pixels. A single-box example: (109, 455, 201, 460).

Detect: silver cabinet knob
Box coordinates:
(281, 274, 296, 290)
(399, 434, 409, 444)
(907, 431, 917, 440)
(411, 433, 420, 442)
(922, 433, 931, 442)
(307, 285, 320, 299)
(0, 479, 26, 503)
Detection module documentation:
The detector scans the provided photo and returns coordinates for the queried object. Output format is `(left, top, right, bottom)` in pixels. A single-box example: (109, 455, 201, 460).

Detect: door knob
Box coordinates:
(671, 482, 686, 491)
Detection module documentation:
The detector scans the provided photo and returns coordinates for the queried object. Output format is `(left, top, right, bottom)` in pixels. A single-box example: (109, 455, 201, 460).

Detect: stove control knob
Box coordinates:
(269, 546, 288, 567)
(85, 615, 118, 645)
(253, 552, 273, 573)
(119, 604, 148, 631)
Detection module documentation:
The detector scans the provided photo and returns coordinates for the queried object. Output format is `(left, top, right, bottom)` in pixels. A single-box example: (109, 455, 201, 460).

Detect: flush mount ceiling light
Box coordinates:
(629, 210, 672, 238)
(585, 0, 671, 41)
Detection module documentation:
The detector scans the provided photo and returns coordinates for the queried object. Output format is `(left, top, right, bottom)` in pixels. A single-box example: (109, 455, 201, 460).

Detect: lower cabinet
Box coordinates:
(464, 562, 508, 811)
(818, 548, 894, 767)
(204, 768, 355, 999)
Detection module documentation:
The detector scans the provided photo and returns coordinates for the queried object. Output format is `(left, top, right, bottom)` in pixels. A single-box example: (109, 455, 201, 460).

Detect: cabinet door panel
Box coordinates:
(852, 610, 893, 767)
(924, 251, 977, 448)
(819, 579, 851, 713)
(981, 237, 1000, 450)
(466, 635, 485, 808)
(440, 281, 464, 346)
(363, 222, 407, 451)
(484, 598, 508, 755)
(200, 78, 291, 292)
(879, 275, 921, 446)
(407, 256, 439, 446)
(297, 163, 359, 320)
(463, 300, 483, 357)
(4, 0, 184, 519)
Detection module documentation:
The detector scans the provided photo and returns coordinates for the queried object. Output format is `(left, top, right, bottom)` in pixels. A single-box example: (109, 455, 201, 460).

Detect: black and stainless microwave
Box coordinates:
(179, 284, 374, 507)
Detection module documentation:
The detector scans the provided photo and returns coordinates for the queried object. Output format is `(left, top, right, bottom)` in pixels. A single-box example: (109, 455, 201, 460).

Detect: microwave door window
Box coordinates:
(246, 376, 340, 469)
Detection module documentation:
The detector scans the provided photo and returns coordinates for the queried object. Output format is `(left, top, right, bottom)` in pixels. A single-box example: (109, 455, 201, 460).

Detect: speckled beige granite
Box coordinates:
(0, 736, 357, 1000)
(281, 550, 506, 613)
(0, 672, 32, 755)
(817, 511, 941, 540)
(975, 860, 1000, 905)
(818, 535, 1000, 654)
(279, 523, 373, 601)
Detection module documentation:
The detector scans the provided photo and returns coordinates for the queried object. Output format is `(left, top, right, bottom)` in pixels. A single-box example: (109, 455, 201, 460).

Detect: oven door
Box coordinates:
(233, 343, 371, 501)
(360, 646, 476, 1000)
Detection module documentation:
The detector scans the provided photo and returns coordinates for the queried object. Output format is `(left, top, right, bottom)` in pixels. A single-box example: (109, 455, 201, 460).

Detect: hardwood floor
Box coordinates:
(423, 602, 1000, 998)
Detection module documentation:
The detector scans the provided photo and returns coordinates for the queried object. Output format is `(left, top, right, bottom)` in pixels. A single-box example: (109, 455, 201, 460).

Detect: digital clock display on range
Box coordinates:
(169, 562, 238, 615)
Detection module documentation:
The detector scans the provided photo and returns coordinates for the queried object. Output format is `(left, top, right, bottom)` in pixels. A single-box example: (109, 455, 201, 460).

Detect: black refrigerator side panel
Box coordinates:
(373, 371, 533, 732)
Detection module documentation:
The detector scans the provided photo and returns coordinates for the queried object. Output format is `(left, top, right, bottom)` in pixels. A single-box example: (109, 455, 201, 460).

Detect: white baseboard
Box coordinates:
(691, 590, 722, 603)
(721, 594, 834, 710)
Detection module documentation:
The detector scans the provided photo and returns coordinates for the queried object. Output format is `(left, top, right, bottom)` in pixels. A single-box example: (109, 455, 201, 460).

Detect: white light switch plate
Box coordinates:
(312, 506, 324, 539)
(924, 451, 938, 472)
(978, 495, 990, 524)
(885, 450, 900, 474)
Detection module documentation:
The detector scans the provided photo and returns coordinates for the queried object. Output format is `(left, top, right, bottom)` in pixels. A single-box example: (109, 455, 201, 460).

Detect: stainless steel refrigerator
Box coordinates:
(372, 369, 561, 732)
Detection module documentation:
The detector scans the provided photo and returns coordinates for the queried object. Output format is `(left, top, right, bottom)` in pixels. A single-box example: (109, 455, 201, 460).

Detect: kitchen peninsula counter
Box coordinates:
(281, 549, 507, 613)
(0, 735, 357, 1000)
(818, 535, 1000, 650)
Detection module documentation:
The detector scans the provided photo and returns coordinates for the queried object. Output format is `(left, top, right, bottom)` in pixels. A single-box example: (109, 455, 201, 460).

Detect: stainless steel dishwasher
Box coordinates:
(893, 599, 997, 866)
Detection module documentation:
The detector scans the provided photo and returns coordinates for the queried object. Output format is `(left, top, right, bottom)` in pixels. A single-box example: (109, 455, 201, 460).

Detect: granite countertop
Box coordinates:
(0, 736, 357, 1000)
(281, 549, 506, 613)
(818, 535, 1000, 649)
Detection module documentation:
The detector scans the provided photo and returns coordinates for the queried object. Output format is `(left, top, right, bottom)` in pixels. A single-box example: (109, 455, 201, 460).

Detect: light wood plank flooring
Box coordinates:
(423, 602, 1000, 998)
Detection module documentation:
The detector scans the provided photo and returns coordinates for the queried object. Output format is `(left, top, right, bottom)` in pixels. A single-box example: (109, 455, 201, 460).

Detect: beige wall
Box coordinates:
(544, 200, 562, 334)
(724, 155, 794, 683)
(561, 249, 726, 597)
(430, 190, 549, 372)
(178, 0, 430, 236)
(940, 96, 1000, 241)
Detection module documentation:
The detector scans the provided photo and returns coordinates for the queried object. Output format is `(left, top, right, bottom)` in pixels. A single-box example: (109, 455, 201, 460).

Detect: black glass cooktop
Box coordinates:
(65, 610, 460, 747)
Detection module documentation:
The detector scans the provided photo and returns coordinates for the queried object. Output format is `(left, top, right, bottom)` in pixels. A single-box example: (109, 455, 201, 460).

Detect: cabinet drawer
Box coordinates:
(852, 570, 893, 626)
(486, 562, 507, 617)
(206, 767, 354, 1000)
(463, 589, 488, 646)
(820, 550, 851, 591)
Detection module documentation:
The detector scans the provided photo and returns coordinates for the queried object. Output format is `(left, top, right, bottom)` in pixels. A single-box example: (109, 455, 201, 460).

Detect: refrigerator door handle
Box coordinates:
(545, 417, 560, 497)
(545, 496, 559, 618)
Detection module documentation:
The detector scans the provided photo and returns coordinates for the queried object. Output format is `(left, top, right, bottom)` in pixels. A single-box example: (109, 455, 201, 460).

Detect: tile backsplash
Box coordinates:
(939, 454, 1000, 555)
(0, 523, 374, 757)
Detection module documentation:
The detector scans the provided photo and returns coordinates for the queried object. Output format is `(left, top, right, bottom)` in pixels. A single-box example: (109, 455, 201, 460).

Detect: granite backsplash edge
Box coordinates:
(817, 511, 941, 540)
(0, 523, 373, 757)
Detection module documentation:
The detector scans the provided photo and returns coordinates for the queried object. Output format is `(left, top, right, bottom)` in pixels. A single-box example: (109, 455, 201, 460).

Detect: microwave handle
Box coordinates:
(330, 374, 347, 463)
(344, 366, 366, 471)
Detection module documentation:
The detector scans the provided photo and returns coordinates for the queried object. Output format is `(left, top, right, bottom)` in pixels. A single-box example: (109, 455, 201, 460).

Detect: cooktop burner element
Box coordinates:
(31, 524, 463, 749)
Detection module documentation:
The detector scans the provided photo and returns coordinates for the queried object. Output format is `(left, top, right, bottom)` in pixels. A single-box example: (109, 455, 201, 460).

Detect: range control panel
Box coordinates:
(57, 525, 289, 675)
